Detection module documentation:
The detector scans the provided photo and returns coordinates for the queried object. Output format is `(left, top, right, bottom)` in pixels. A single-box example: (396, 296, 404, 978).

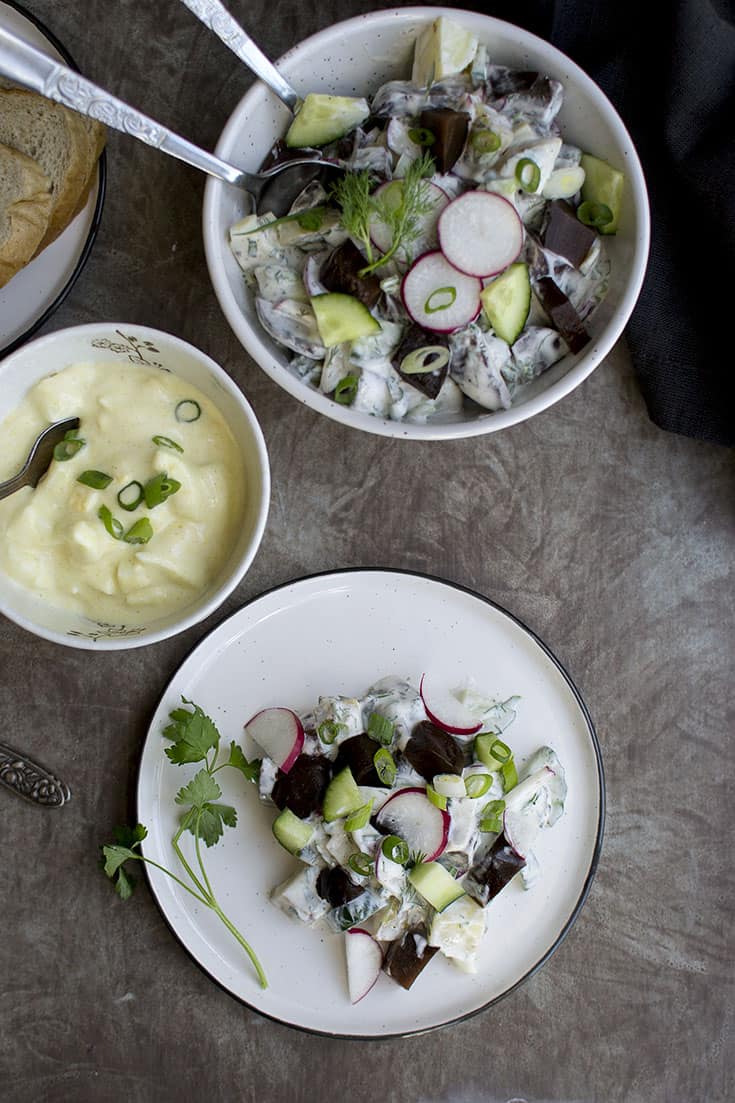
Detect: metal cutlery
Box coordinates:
(0, 741, 71, 806)
(0, 416, 80, 501)
(0, 25, 338, 212)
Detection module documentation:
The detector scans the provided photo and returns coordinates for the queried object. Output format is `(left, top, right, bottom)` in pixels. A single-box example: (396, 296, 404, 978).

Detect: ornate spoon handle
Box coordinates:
(179, 0, 300, 110)
(0, 25, 249, 188)
(0, 742, 71, 806)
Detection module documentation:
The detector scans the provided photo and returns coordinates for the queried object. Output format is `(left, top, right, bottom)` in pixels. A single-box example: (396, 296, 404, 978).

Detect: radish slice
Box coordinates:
(419, 673, 482, 736)
(370, 180, 450, 260)
(345, 928, 383, 1004)
(244, 708, 304, 774)
(401, 251, 481, 333)
(438, 192, 523, 277)
(375, 787, 449, 861)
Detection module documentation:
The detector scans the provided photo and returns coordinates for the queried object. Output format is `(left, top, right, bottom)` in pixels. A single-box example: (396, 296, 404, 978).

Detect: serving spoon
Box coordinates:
(0, 25, 340, 213)
(0, 416, 79, 501)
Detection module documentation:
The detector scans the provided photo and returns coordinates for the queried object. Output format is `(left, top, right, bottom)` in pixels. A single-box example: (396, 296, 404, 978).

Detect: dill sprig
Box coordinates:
(332, 152, 436, 276)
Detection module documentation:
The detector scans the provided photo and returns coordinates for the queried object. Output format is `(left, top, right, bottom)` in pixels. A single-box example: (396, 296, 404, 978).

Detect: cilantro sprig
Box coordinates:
(101, 699, 266, 989)
(332, 152, 435, 275)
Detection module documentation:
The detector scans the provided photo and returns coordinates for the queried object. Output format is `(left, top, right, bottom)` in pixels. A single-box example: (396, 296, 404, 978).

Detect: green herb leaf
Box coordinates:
(175, 768, 222, 809)
(194, 802, 238, 847)
(115, 865, 136, 900)
(102, 843, 137, 879)
(358, 152, 435, 273)
(112, 823, 148, 848)
(227, 741, 261, 783)
(163, 700, 220, 765)
(241, 206, 328, 235)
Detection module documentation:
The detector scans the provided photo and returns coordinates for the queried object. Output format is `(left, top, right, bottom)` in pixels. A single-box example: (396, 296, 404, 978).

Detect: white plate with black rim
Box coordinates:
(0, 0, 106, 357)
(136, 569, 604, 1038)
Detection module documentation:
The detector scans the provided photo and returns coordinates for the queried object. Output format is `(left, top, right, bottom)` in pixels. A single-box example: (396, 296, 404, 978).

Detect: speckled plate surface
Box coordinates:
(0, 0, 105, 357)
(137, 569, 604, 1038)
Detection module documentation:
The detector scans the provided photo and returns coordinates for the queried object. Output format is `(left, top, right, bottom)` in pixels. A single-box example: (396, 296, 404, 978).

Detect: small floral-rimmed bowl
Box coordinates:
(0, 323, 270, 649)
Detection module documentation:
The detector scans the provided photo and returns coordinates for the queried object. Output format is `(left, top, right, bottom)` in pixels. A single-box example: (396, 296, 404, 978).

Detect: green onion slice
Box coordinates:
(143, 472, 182, 509)
(53, 430, 85, 462)
(152, 435, 183, 453)
(98, 505, 123, 540)
(175, 400, 201, 423)
(117, 481, 144, 511)
(465, 773, 492, 799)
(408, 126, 435, 146)
(381, 835, 409, 865)
(515, 157, 541, 193)
(479, 799, 506, 833)
(123, 517, 154, 545)
(426, 783, 447, 811)
(471, 129, 501, 154)
(424, 286, 457, 314)
(501, 758, 519, 792)
(367, 713, 394, 746)
(345, 802, 373, 832)
(577, 200, 613, 229)
(317, 719, 346, 746)
(334, 374, 359, 405)
(348, 852, 374, 877)
(373, 747, 396, 787)
(77, 470, 112, 489)
(489, 738, 512, 764)
(400, 346, 450, 375)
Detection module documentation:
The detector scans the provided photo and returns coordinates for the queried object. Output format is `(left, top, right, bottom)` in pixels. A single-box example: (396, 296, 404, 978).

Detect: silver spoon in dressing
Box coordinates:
(0, 417, 80, 501)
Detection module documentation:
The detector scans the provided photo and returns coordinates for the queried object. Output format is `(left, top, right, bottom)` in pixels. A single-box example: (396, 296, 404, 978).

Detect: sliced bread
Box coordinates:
(0, 88, 92, 249)
(0, 141, 52, 287)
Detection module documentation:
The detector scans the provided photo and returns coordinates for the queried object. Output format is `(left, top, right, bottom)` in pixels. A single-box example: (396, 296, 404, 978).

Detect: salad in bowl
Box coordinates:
(206, 10, 647, 438)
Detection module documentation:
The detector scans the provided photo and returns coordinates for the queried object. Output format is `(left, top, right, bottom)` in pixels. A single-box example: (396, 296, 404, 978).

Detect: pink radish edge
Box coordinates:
(375, 786, 450, 861)
(437, 191, 524, 278)
(419, 673, 482, 736)
(243, 707, 304, 774)
(345, 928, 383, 1004)
(369, 179, 450, 254)
(400, 250, 482, 334)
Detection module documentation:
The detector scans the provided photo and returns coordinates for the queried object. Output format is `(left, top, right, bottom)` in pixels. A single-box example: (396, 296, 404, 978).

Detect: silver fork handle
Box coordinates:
(0, 26, 252, 189)
(179, 0, 300, 111)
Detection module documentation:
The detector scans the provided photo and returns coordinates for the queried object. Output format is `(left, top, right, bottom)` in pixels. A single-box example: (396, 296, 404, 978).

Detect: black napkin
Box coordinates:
(485, 0, 735, 445)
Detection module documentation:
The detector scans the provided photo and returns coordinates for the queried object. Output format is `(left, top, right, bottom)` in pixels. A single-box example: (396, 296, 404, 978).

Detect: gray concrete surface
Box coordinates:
(0, 2, 733, 1101)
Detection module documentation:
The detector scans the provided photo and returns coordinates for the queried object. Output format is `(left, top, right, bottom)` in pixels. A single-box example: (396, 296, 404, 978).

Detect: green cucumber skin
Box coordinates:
(579, 153, 624, 235)
(409, 861, 465, 912)
(480, 262, 531, 346)
(272, 808, 314, 854)
(323, 766, 362, 822)
(285, 94, 369, 149)
(311, 293, 381, 348)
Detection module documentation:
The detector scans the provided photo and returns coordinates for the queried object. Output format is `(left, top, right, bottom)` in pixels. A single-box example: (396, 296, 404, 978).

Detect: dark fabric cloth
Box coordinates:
(482, 0, 735, 445)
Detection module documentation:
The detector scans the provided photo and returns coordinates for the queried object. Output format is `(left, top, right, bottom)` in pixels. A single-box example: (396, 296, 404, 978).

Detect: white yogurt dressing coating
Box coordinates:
(0, 361, 244, 624)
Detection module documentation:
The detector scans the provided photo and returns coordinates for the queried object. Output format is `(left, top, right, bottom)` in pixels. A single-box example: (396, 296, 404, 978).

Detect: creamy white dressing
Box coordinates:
(0, 362, 244, 624)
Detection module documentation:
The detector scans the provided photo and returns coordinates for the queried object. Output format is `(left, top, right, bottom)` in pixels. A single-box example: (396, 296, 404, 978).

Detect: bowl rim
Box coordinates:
(0, 321, 271, 651)
(203, 4, 651, 441)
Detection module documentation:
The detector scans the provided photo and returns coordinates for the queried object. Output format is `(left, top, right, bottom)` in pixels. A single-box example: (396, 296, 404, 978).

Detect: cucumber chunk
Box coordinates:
(408, 861, 465, 911)
(272, 807, 315, 854)
(285, 94, 370, 149)
(480, 262, 531, 345)
(323, 766, 363, 822)
(579, 154, 624, 235)
(311, 292, 381, 347)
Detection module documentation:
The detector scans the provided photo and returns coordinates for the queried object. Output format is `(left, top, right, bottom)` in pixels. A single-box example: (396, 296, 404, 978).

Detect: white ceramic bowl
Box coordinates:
(204, 6, 650, 440)
(0, 323, 270, 649)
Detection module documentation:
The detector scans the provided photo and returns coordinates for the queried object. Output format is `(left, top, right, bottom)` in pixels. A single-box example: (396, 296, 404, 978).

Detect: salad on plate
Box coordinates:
(229, 16, 624, 424)
(245, 672, 567, 1003)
